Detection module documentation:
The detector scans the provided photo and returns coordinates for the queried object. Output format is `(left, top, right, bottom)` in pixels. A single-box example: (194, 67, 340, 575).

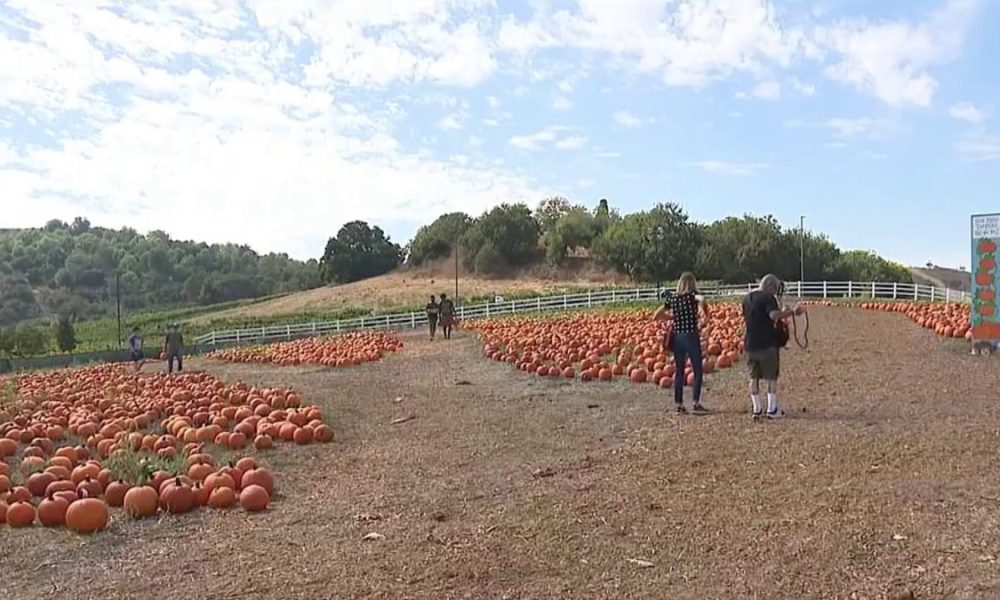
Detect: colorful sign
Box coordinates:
(971, 213, 1000, 341)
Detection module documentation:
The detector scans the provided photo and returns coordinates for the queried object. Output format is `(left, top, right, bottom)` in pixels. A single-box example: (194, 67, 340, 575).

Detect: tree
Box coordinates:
(319, 221, 403, 284)
(11, 325, 48, 356)
(407, 212, 472, 266)
(696, 215, 789, 283)
(831, 250, 910, 283)
(592, 203, 701, 282)
(461, 203, 541, 275)
(53, 315, 77, 352)
(535, 197, 573, 234)
(545, 207, 599, 265)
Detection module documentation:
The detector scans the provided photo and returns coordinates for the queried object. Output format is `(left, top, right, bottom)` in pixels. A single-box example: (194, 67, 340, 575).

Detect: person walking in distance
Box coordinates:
(439, 293, 456, 340)
(426, 295, 440, 341)
(654, 272, 711, 414)
(127, 327, 145, 372)
(742, 274, 805, 420)
(164, 324, 185, 374)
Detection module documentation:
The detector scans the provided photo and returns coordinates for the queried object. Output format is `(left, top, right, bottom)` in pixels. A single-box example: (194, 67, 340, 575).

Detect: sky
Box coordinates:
(1, 0, 998, 270)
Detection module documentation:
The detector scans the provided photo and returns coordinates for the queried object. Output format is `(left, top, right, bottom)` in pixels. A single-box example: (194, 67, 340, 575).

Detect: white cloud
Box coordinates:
(786, 117, 900, 141)
(949, 101, 986, 124)
(739, 80, 781, 100)
(789, 78, 817, 96)
(437, 114, 464, 130)
(612, 110, 643, 128)
(0, 0, 540, 259)
(557, 79, 574, 93)
(496, 0, 978, 107)
(552, 95, 574, 110)
(685, 161, 771, 176)
(955, 131, 1000, 161)
(811, 0, 981, 107)
(509, 126, 586, 151)
(596, 150, 621, 158)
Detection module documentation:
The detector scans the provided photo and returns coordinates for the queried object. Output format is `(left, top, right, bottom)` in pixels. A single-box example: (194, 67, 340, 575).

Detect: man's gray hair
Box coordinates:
(759, 274, 782, 295)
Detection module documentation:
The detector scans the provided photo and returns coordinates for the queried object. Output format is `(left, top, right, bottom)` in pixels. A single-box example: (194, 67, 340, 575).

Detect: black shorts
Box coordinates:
(746, 347, 779, 380)
(130, 350, 144, 362)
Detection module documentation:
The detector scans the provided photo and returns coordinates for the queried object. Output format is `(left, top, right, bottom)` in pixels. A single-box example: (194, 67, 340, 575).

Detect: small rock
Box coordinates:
(892, 534, 908, 542)
(627, 558, 655, 568)
(532, 467, 556, 479)
(362, 532, 385, 542)
(889, 590, 915, 600)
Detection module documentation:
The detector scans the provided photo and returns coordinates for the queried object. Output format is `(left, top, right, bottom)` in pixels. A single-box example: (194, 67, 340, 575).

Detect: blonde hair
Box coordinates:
(759, 273, 782, 295)
(676, 272, 698, 295)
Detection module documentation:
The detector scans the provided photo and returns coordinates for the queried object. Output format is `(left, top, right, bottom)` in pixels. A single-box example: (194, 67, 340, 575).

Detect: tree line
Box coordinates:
(319, 198, 911, 286)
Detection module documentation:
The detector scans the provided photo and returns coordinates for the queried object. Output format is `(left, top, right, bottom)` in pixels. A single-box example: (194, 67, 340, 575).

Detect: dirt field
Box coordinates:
(3, 306, 999, 600)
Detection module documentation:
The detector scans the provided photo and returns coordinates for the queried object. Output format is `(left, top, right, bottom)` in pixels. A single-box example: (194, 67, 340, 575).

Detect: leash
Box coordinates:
(790, 310, 810, 349)
(779, 282, 810, 350)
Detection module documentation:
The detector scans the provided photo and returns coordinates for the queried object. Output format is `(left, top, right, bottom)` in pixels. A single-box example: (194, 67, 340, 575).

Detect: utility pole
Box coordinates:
(115, 271, 123, 350)
(799, 215, 805, 284)
(454, 240, 459, 301)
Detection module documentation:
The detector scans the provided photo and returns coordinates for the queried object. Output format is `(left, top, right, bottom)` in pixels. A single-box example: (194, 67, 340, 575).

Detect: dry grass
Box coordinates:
(188, 261, 628, 324)
(2, 307, 999, 600)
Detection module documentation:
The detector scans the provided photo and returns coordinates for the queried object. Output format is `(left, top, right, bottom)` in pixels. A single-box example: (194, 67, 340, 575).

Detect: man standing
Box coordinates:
(164, 324, 184, 374)
(439, 293, 456, 340)
(127, 327, 145, 372)
(741, 274, 805, 420)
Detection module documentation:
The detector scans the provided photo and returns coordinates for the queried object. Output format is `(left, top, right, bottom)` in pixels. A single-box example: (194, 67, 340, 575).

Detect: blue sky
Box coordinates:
(1, 0, 997, 270)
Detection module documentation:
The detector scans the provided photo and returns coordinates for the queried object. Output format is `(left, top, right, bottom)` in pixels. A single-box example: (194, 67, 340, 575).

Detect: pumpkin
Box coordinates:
(123, 486, 158, 519)
(207, 331, 402, 369)
(76, 477, 103, 498)
(253, 434, 273, 450)
(207, 486, 236, 509)
(160, 478, 195, 514)
(314, 425, 334, 443)
(239, 484, 270, 512)
(38, 493, 70, 527)
(8, 486, 31, 504)
(203, 472, 235, 494)
(192, 482, 210, 507)
(104, 480, 130, 508)
(6, 501, 36, 527)
(0, 500, 7, 524)
(0, 474, 10, 494)
(65, 496, 109, 534)
(293, 426, 313, 445)
(241, 467, 274, 495)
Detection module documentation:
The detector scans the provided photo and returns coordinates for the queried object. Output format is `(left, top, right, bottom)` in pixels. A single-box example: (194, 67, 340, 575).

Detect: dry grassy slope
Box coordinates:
(909, 266, 971, 291)
(188, 258, 628, 324)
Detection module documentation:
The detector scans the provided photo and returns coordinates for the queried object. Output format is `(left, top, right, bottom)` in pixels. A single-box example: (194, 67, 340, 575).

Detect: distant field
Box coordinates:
(186, 266, 630, 327)
(909, 266, 971, 291)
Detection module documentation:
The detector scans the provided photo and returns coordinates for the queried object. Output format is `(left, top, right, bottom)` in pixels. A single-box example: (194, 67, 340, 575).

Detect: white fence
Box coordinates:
(194, 280, 970, 347)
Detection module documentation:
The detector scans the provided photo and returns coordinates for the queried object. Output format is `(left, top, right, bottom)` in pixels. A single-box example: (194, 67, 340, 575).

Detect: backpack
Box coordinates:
(774, 319, 790, 348)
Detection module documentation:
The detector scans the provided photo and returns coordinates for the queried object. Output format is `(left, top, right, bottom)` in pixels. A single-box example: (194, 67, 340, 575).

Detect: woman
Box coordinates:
(426, 295, 440, 340)
(438, 293, 455, 340)
(654, 272, 711, 414)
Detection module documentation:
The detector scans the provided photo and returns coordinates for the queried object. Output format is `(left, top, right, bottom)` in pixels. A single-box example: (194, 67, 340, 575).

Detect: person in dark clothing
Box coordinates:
(654, 272, 711, 414)
(742, 274, 805, 420)
(426, 295, 440, 340)
(164, 324, 184, 374)
(439, 293, 456, 340)
(127, 327, 145, 372)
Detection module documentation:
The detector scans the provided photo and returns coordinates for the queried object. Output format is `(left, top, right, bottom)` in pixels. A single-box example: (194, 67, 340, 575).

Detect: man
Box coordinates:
(741, 274, 805, 420)
(439, 293, 456, 340)
(127, 327, 145, 372)
(426, 295, 440, 341)
(164, 324, 184, 374)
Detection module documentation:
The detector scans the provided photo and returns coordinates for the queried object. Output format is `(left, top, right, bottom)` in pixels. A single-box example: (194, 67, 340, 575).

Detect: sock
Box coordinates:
(767, 393, 778, 413)
(750, 394, 761, 414)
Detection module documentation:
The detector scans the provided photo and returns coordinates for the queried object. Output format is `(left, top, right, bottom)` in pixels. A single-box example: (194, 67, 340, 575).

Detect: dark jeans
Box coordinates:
(673, 331, 703, 405)
(167, 353, 183, 373)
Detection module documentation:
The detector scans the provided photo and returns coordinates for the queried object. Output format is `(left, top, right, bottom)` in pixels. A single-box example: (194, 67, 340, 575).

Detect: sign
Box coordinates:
(971, 213, 1000, 341)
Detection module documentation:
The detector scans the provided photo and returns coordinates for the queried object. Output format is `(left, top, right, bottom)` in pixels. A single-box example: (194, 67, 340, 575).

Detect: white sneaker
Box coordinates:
(766, 408, 785, 420)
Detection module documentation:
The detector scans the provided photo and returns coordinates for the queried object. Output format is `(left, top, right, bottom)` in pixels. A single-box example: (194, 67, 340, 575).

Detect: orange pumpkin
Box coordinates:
(123, 486, 158, 519)
(239, 484, 270, 512)
(66, 497, 109, 534)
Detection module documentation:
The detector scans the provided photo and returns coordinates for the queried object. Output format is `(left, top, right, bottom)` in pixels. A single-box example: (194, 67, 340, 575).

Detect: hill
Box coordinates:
(188, 257, 627, 325)
(0, 218, 320, 327)
(909, 266, 971, 291)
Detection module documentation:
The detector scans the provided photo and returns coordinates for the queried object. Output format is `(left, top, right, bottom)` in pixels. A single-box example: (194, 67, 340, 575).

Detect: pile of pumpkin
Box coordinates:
(471, 305, 746, 388)
(849, 301, 971, 339)
(0, 452, 275, 532)
(206, 331, 403, 368)
(0, 364, 333, 533)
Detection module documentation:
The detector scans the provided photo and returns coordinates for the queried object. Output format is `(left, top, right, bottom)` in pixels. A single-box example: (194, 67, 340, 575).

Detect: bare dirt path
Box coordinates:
(2, 307, 999, 600)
